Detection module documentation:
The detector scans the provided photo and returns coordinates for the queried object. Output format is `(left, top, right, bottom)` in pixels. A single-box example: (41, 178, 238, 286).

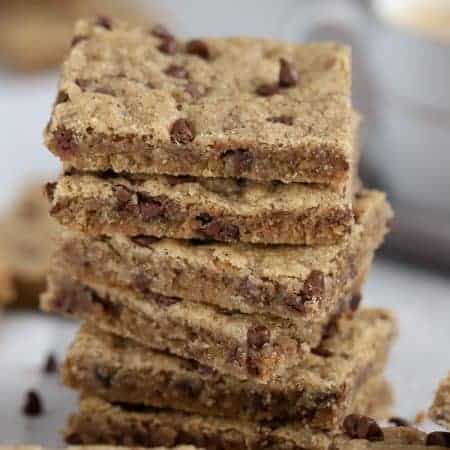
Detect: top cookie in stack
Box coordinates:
(44, 18, 359, 247)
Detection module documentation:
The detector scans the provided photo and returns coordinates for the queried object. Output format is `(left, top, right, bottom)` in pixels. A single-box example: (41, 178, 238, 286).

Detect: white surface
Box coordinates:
(0, 1, 449, 444)
(0, 260, 449, 445)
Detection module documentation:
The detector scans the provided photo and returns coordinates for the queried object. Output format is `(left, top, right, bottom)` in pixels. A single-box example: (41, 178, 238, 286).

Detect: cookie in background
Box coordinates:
(0, 183, 59, 308)
(0, 0, 155, 72)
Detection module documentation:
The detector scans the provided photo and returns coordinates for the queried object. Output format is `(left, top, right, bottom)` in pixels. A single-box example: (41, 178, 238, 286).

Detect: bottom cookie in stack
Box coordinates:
(62, 309, 396, 448)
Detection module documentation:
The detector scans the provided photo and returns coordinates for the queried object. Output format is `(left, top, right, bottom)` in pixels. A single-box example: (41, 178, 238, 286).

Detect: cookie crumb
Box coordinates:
(22, 390, 44, 417)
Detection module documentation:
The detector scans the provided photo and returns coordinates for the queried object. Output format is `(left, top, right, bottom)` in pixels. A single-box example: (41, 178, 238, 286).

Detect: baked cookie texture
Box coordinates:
(430, 372, 450, 430)
(45, 18, 355, 188)
(0, 0, 152, 72)
(51, 190, 391, 325)
(62, 309, 396, 428)
(64, 390, 393, 449)
(47, 171, 356, 245)
(0, 184, 59, 307)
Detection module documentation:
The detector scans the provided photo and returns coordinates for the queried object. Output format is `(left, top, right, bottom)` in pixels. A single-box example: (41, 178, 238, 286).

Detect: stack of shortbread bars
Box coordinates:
(41, 18, 397, 450)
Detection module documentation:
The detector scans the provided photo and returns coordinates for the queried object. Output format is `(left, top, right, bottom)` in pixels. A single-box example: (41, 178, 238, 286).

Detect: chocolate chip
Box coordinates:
(95, 366, 112, 388)
(45, 182, 57, 202)
(186, 39, 210, 59)
(114, 184, 134, 209)
(154, 294, 181, 307)
(56, 91, 69, 105)
(164, 64, 188, 78)
(53, 127, 76, 154)
(43, 353, 58, 374)
(71, 35, 87, 47)
(196, 213, 212, 225)
(151, 24, 173, 39)
(247, 325, 270, 350)
(267, 115, 294, 125)
(246, 355, 261, 376)
(158, 37, 177, 55)
(22, 390, 43, 417)
(349, 293, 362, 312)
(303, 270, 325, 302)
(256, 83, 279, 96)
(131, 235, 160, 247)
(200, 220, 240, 242)
(343, 414, 384, 442)
(170, 118, 195, 144)
(311, 345, 333, 358)
(279, 58, 299, 88)
(223, 149, 254, 175)
(426, 432, 450, 447)
(388, 417, 410, 427)
(138, 193, 165, 220)
(134, 272, 152, 294)
(96, 16, 112, 30)
(176, 378, 203, 398)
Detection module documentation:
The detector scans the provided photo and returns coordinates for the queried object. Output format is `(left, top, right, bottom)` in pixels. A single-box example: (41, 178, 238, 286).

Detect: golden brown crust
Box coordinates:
(45, 18, 354, 186)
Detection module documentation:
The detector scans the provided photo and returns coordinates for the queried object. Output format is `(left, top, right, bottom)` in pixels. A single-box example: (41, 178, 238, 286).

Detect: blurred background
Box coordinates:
(0, 0, 449, 444)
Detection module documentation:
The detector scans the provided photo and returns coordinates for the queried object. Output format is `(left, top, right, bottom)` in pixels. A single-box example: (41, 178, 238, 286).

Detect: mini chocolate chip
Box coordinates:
(349, 293, 362, 312)
(154, 294, 181, 307)
(196, 213, 212, 225)
(138, 193, 165, 220)
(45, 182, 57, 202)
(311, 345, 333, 358)
(247, 325, 270, 350)
(170, 118, 195, 144)
(267, 115, 294, 125)
(426, 432, 450, 447)
(43, 353, 58, 374)
(134, 272, 152, 294)
(303, 270, 325, 302)
(53, 127, 76, 154)
(151, 24, 173, 39)
(71, 35, 87, 47)
(131, 235, 160, 247)
(56, 91, 69, 105)
(176, 378, 204, 398)
(158, 37, 177, 55)
(114, 184, 133, 208)
(164, 64, 188, 78)
(96, 16, 112, 30)
(246, 355, 261, 376)
(388, 417, 410, 427)
(279, 58, 299, 88)
(22, 390, 43, 417)
(343, 414, 384, 442)
(186, 39, 210, 59)
(95, 366, 112, 388)
(202, 221, 240, 242)
(256, 83, 279, 96)
(223, 149, 254, 174)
